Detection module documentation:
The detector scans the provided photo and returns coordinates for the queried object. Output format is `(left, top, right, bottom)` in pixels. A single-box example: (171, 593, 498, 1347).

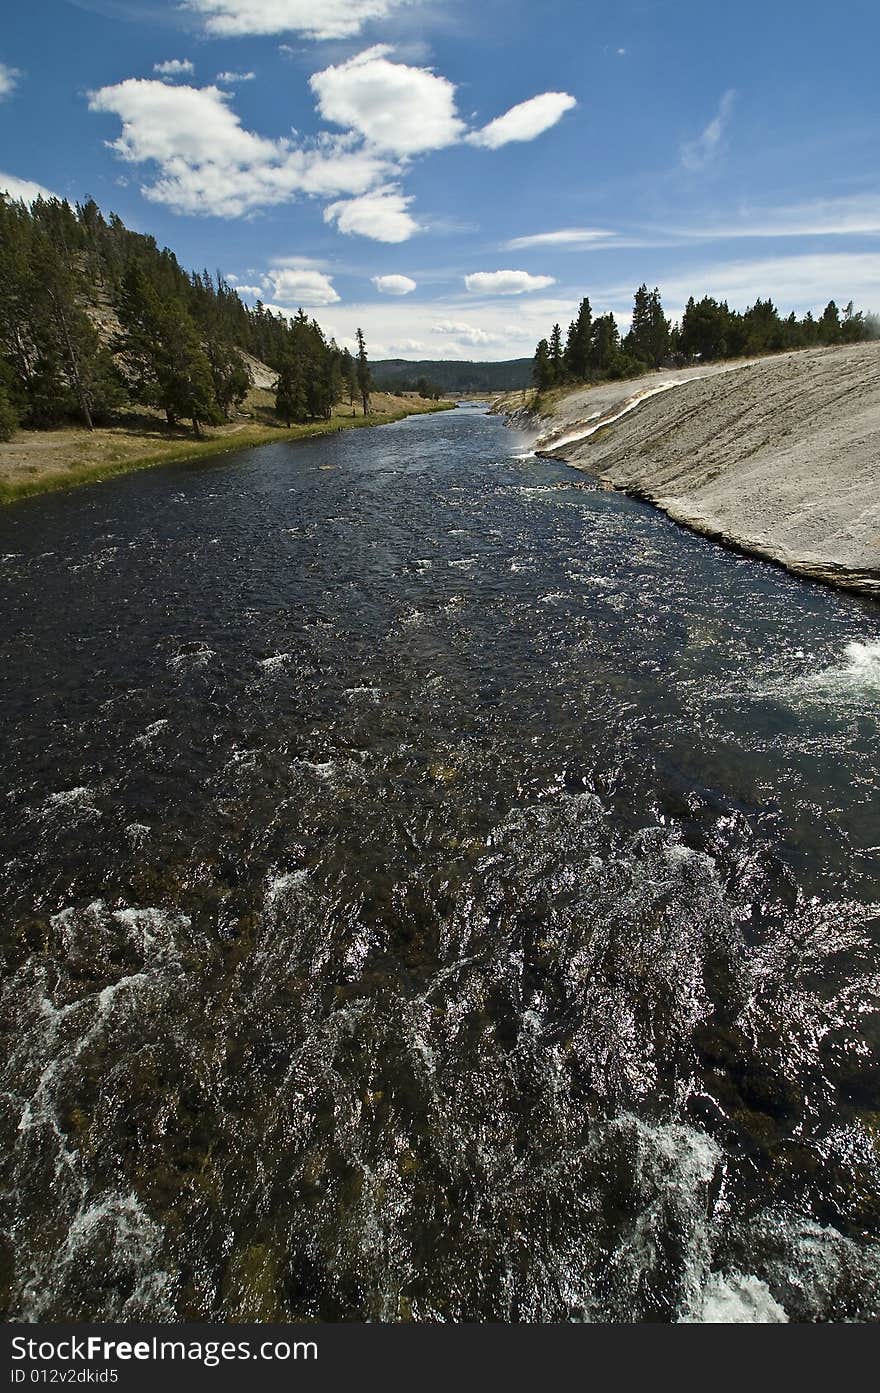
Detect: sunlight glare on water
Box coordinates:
(0, 409, 878, 1323)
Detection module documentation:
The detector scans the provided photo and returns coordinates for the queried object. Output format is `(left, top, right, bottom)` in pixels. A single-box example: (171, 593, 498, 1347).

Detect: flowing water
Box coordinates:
(1, 407, 878, 1323)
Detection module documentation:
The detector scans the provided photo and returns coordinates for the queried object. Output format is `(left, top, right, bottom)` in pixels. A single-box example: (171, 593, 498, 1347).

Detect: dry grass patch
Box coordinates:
(0, 391, 454, 503)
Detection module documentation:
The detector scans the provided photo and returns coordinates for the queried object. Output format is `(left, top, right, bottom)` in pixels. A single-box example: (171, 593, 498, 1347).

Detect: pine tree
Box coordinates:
(564, 297, 593, 380)
(626, 284, 652, 365)
(0, 381, 17, 440)
(626, 285, 669, 368)
(0, 198, 43, 412)
(840, 301, 866, 344)
(680, 296, 729, 361)
(206, 341, 251, 420)
(154, 301, 219, 437)
(341, 347, 357, 415)
(533, 338, 553, 391)
(117, 272, 217, 436)
(0, 201, 125, 430)
(646, 287, 670, 367)
(321, 342, 343, 420)
(548, 323, 564, 384)
(275, 352, 308, 426)
(355, 327, 371, 415)
(116, 262, 166, 410)
(820, 300, 841, 344)
(591, 313, 622, 376)
(42, 262, 122, 429)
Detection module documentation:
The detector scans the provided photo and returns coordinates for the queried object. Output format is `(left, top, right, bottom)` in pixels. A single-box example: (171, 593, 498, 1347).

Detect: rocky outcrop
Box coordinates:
(84, 295, 277, 392)
(238, 351, 277, 391)
(513, 343, 880, 596)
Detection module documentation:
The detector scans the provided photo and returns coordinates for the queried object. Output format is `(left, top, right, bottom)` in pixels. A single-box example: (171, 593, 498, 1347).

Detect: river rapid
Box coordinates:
(1, 406, 878, 1323)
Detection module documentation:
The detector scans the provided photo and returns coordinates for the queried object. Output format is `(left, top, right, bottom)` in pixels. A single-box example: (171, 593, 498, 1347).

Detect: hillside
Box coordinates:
(0, 195, 454, 499)
(0, 194, 382, 445)
(372, 358, 532, 394)
(513, 342, 880, 595)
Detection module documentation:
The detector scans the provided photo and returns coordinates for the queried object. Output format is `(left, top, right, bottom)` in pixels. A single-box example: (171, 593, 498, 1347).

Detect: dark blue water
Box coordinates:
(1, 407, 878, 1321)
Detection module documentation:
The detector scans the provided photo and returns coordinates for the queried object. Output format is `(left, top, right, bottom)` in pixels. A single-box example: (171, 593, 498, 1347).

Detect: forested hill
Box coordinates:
(0, 194, 365, 439)
(371, 359, 533, 394)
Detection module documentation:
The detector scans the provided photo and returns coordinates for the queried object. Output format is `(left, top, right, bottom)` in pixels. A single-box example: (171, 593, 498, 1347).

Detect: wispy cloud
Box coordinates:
(216, 70, 256, 84)
(681, 89, 735, 172)
(0, 62, 21, 101)
(673, 193, 880, 241)
(504, 227, 615, 251)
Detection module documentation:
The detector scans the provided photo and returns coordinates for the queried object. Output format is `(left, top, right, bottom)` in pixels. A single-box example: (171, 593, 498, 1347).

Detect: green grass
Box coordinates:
(0, 398, 455, 505)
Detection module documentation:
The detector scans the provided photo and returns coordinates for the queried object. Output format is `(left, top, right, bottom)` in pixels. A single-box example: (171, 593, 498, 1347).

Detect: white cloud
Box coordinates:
(310, 46, 465, 155)
(230, 283, 264, 297)
(676, 194, 880, 241)
(681, 89, 736, 172)
(186, 0, 410, 40)
(325, 187, 419, 242)
(373, 273, 417, 294)
(88, 79, 395, 217)
(91, 80, 277, 167)
(505, 226, 615, 250)
(466, 92, 576, 149)
(265, 265, 340, 306)
(89, 55, 583, 235)
(325, 292, 578, 363)
(387, 338, 427, 352)
(433, 319, 502, 346)
(465, 270, 556, 295)
(0, 171, 55, 202)
(657, 252, 880, 315)
(153, 59, 195, 79)
(0, 62, 21, 101)
(271, 254, 329, 268)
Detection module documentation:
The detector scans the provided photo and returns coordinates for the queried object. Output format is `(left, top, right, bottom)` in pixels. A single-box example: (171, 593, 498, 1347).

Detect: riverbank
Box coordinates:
(496, 342, 880, 596)
(0, 391, 455, 503)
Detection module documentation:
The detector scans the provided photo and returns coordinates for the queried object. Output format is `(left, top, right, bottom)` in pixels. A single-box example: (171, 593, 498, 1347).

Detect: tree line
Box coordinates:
(368, 372, 445, 399)
(0, 193, 374, 441)
(533, 284, 878, 391)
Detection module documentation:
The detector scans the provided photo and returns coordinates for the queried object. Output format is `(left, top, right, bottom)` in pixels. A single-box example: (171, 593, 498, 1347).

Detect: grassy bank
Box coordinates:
(0, 391, 455, 504)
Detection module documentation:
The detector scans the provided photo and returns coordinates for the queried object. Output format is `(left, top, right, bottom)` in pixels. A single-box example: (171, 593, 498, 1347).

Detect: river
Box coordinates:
(1, 406, 878, 1322)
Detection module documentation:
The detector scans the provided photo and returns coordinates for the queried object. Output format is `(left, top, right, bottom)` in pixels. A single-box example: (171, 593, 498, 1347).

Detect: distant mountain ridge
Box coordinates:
(371, 358, 533, 394)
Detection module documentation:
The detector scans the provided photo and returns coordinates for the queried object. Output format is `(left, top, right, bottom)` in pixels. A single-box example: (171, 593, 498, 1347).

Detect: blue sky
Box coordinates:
(2, 0, 879, 359)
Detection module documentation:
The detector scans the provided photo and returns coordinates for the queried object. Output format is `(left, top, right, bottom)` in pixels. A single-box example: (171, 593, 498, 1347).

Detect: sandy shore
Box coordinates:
(498, 343, 880, 596)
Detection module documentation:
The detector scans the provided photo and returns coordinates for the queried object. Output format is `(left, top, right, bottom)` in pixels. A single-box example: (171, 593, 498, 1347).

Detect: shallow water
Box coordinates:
(1, 407, 878, 1322)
